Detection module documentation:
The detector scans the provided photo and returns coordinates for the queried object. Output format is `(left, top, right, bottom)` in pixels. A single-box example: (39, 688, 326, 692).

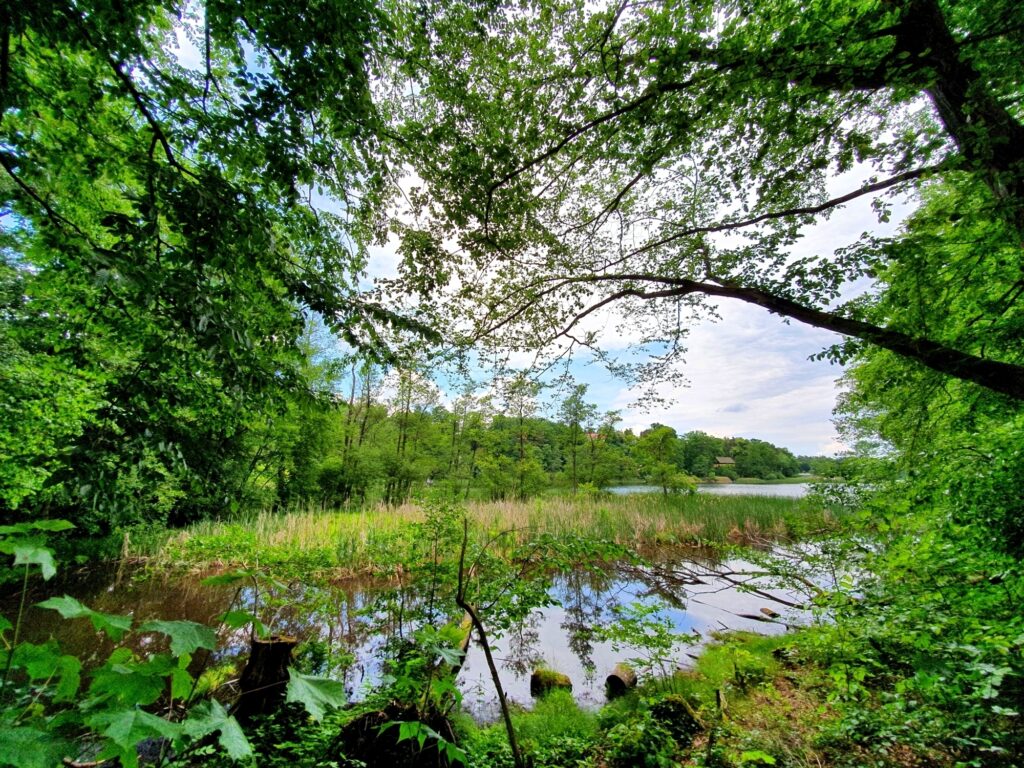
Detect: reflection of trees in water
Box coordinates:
(555, 568, 615, 673)
(645, 557, 808, 611)
(229, 578, 396, 691)
(617, 564, 700, 609)
(27, 546, 814, 696)
(500, 611, 542, 676)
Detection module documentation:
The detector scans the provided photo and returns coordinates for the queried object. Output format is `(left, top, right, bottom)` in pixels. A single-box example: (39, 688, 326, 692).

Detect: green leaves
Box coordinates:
(37, 596, 132, 641)
(0, 725, 69, 768)
(382, 721, 468, 766)
(218, 609, 269, 638)
(87, 648, 176, 709)
(86, 708, 182, 768)
(0, 557, 250, 768)
(0, 522, 73, 580)
(594, 601, 698, 675)
(285, 669, 347, 721)
(3, 0, 401, 528)
(10, 543, 57, 581)
(0, 520, 75, 534)
(182, 700, 253, 762)
(139, 620, 217, 657)
(6, 641, 82, 702)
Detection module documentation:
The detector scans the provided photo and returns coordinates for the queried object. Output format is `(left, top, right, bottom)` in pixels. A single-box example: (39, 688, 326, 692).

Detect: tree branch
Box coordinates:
(606, 162, 947, 268)
(541, 272, 1024, 401)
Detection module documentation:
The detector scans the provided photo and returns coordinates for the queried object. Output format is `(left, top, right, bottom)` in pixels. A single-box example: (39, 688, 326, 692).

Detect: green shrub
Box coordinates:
(518, 689, 598, 744)
(650, 693, 703, 749)
(603, 711, 678, 768)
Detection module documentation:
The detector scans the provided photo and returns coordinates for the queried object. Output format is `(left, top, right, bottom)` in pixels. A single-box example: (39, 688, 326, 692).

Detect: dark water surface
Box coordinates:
(3, 552, 806, 721)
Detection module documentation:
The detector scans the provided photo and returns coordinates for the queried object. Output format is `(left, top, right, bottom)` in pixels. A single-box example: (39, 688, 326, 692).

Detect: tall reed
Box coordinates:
(143, 493, 832, 577)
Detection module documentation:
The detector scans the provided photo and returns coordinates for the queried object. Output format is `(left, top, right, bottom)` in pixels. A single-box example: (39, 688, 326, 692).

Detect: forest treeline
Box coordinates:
(273, 363, 831, 510)
(3, 299, 829, 543)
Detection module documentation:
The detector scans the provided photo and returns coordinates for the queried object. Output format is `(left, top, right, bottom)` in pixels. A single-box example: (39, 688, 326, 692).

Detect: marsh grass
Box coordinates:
(142, 493, 832, 576)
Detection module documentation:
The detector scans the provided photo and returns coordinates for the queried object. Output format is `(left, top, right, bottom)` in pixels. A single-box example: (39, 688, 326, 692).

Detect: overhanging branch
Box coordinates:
(545, 273, 1024, 401)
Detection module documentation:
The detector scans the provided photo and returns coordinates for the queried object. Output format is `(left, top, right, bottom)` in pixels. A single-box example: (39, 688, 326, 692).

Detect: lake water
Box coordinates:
(4, 550, 812, 721)
(609, 483, 810, 498)
(457, 556, 805, 719)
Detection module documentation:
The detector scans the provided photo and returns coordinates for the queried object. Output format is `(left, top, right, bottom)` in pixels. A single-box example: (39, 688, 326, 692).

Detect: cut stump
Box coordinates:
(605, 663, 637, 698)
(530, 668, 572, 697)
(234, 634, 298, 722)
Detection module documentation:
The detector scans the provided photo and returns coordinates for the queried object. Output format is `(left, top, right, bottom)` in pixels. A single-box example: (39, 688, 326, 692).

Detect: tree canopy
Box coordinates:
(0, 0, 428, 526)
(394, 0, 1024, 399)
(3, 0, 1022, 534)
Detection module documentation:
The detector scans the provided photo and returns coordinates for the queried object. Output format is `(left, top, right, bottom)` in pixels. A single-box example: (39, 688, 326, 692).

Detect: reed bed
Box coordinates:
(144, 493, 831, 577)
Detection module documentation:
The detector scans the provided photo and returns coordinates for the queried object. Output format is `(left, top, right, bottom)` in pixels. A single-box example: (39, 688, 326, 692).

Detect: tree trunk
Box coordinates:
(234, 635, 298, 723)
(456, 520, 525, 768)
(898, 0, 1024, 232)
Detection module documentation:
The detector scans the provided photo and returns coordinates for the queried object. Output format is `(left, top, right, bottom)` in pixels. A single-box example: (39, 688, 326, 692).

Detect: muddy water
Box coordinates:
(3, 553, 806, 721)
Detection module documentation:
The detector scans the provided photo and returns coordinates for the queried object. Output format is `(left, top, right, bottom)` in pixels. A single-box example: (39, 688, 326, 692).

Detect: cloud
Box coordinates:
(607, 301, 849, 455)
(720, 403, 748, 413)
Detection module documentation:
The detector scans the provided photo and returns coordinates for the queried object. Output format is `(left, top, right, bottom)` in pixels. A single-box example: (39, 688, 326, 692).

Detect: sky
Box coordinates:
(582, 303, 850, 456)
(365, 169, 914, 458)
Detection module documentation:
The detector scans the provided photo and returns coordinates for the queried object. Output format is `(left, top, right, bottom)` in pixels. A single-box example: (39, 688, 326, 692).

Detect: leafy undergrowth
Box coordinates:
(67, 625, 967, 768)
(454, 632, 833, 768)
(454, 629, 968, 768)
(678, 632, 834, 768)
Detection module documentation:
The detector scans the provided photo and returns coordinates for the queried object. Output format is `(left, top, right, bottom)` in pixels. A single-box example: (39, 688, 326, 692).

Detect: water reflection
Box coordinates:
(3, 551, 810, 721)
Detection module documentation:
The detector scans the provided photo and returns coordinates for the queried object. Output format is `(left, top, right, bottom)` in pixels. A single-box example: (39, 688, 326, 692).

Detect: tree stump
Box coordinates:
(605, 663, 637, 698)
(529, 668, 572, 697)
(234, 635, 298, 722)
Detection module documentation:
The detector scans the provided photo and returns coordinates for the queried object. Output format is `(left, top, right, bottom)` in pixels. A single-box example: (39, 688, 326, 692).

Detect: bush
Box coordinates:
(650, 694, 703, 749)
(603, 711, 678, 768)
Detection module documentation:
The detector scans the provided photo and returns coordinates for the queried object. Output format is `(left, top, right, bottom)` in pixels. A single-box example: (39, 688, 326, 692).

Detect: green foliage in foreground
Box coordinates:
(808, 168, 1024, 767)
(458, 633, 796, 768)
(0, 523, 350, 768)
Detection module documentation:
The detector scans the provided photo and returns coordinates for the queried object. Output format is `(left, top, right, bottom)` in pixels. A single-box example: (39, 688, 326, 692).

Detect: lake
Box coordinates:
(4, 549, 814, 721)
(609, 482, 810, 498)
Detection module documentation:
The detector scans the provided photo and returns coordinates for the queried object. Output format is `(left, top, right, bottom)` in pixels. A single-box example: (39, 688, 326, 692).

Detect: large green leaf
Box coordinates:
(9, 641, 82, 701)
(285, 670, 347, 721)
(0, 725, 69, 768)
(87, 708, 182, 768)
(182, 700, 252, 762)
(218, 609, 269, 638)
(37, 595, 132, 640)
(29, 520, 76, 532)
(86, 649, 168, 708)
(12, 543, 57, 580)
(139, 620, 217, 657)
